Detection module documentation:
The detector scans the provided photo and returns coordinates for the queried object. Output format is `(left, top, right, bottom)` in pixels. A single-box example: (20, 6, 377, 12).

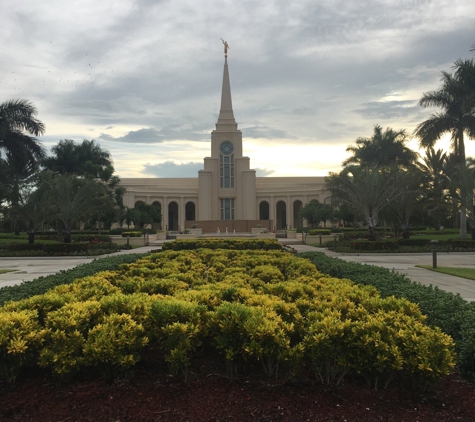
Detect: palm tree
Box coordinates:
(325, 166, 402, 240)
(44, 175, 108, 243)
(416, 148, 451, 229)
(387, 169, 423, 239)
(12, 187, 52, 243)
(449, 160, 475, 240)
(43, 139, 114, 183)
(414, 68, 475, 166)
(0, 99, 46, 221)
(415, 64, 475, 237)
(0, 99, 45, 164)
(343, 125, 418, 168)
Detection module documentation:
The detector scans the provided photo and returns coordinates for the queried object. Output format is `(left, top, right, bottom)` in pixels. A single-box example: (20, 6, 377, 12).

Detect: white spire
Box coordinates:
(216, 56, 237, 131)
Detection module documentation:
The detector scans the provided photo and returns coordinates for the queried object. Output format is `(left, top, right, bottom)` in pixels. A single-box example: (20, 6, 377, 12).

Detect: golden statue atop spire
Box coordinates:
(220, 38, 229, 56)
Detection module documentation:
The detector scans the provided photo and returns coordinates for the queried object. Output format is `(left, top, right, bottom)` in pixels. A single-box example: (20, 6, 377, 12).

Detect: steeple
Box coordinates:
(216, 56, 238, 131)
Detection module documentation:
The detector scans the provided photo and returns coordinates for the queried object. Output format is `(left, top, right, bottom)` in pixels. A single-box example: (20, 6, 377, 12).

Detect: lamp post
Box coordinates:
(430, 239, 439, 269)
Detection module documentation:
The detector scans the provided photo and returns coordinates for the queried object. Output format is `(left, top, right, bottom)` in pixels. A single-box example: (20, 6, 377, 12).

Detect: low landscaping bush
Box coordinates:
(309, 229, 331, 235)
(0, 253, 148, 306)
(338, 239, 475, 252)
(121, 231, 143, 237)
(299, 251, 475, 382)
(349, 239, 399, 251)
(162, 238, 282, 251)
(2, 242, 120, 257)
(0, 243, 455, 390)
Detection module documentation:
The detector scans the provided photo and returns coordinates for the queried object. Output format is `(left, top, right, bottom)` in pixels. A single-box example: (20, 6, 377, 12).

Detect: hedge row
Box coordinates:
(162, 238, 283, 251)
(299, 251, 475, 381)
(309, 229, 331, 235)
(110, 228, 157, 235)
(35, 234, 111, 243)
(349, 239, 475, 251)
(4, 242, 119, 256)
(0, 248, 454, 389)
(0, 253, 148, 306)
(121, 231, 143, 237)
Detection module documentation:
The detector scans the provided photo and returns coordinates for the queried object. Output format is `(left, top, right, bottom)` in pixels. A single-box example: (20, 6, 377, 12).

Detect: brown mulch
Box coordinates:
(1, 359, 475, 422)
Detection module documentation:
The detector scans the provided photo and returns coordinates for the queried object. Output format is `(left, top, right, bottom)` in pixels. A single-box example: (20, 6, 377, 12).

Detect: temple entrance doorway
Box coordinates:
(276, 201, 287, 230)
(168, 202, 178, 231)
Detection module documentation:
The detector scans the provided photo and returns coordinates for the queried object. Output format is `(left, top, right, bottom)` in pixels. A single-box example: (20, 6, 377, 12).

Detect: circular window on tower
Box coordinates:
(220, 141, 234, 156)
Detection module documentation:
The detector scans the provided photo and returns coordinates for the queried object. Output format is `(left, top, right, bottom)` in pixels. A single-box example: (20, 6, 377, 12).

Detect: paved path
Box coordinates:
(0, 245, 160, 289)
(292, 244, 475, 302)
(1, 242, 474, 302)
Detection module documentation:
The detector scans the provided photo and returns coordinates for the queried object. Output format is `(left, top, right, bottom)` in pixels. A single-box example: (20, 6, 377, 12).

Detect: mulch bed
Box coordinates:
(1, 360, 474, 421)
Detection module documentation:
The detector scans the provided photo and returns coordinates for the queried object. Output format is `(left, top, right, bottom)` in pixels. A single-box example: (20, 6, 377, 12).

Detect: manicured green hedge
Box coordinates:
(0, 253, 148, 306)
(6, 242, 118, 256)
(299, 251, 475, 382)
(309, 229, 331, 235)
(121, 231, 143, 237)
(36, 234, 111, 243)
(162, 238, 283, 251)
(349, 239, 399, 251)
(347, 239, 475, 251)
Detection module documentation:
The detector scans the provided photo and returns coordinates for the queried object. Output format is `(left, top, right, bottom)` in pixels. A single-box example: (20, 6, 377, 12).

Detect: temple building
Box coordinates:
(120, 53, 328, 232)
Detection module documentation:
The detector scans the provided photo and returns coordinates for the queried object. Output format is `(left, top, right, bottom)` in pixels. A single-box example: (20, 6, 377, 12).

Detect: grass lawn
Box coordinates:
(0, 269, 15, 274)
(416, 265, 475, 281)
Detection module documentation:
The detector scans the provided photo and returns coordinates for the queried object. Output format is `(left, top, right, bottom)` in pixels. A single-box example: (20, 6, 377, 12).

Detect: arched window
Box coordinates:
(293, 200, 303, 229)
(276, 200, 287, 230)
(185, 202, 196, 221)
(220, 141, 234, 188)
(259, 201, 269, 220)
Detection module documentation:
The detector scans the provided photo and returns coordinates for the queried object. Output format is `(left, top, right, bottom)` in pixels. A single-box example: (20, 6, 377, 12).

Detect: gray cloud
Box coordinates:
(354, 100, 420, 120)
(3, 0, 475, 177)
(242, 125, 294, 140)
(99, 123, 212, 143)
(141, 161, 204, 177)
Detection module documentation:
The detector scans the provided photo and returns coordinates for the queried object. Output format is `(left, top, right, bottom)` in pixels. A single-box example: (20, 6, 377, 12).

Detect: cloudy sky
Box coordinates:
(3, 0, 475, 178)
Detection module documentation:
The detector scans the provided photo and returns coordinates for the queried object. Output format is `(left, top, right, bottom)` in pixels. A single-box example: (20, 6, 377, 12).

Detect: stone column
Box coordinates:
(286, 196, 292, 229)
(270, 196, 275, 230)
(179, 197, 185, 232)
(163, 197, 168, 231)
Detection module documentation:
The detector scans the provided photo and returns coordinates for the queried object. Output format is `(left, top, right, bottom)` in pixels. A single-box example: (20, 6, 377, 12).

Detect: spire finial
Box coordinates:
(220, 38, 229, 57)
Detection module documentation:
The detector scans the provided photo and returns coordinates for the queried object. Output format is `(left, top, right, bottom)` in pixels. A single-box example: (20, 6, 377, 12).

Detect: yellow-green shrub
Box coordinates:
(0, 244, 457, 387)
(38, 300, 101, 378)
(82, 313, 148, 379)
(0, 309, 44, 382)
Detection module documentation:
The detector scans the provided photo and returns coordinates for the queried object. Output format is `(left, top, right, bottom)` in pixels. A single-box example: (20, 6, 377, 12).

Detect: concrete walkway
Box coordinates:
(292, 244, 475, 302)
(0, 245, 161, 289)
(1, 242, 474, 302)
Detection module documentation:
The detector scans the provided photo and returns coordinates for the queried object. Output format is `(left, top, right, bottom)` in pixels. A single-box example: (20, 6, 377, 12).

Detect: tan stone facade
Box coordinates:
(120, 56, 327, 232)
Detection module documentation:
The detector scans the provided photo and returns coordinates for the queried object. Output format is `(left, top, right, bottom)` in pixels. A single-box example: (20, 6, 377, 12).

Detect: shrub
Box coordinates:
(0, 246, 457, 387)
(121, 231, 143, 237)
(162, 238, 282, 251)
(299, 251, 475, 382)
(38, 301, 102, 378)
(83, 313, 149, 380)
(309, 229, 331, 235)
(0, 253, 147, 306)
(0, 309, 44, 382)
(349, 240, 398, 251)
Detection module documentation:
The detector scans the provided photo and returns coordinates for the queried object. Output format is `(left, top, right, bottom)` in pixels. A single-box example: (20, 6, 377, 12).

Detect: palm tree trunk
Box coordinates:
(460, 206, 468, 238)
(458, 130, 467, 238)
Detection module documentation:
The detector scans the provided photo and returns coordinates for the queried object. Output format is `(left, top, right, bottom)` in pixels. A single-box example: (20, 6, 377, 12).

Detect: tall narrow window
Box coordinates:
(220, 141, 234, 188)
(220, 198, 235, 220)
